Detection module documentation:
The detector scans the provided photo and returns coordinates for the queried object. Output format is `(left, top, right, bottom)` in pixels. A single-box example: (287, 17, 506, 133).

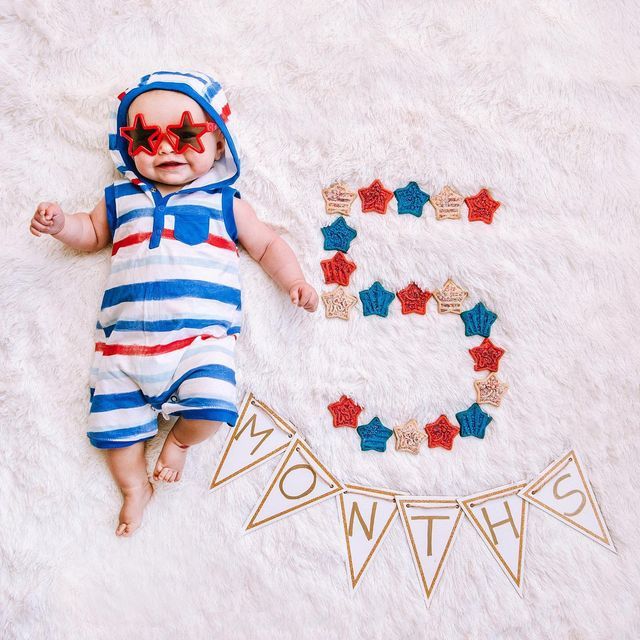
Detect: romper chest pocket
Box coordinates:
(173, 209, 210, 245)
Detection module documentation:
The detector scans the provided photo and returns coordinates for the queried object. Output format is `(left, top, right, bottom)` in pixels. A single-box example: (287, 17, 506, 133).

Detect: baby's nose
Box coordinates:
(157, 133, 176, 154)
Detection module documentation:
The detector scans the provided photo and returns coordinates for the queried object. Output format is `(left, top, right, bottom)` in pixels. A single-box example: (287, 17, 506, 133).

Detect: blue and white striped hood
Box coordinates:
(108, 70, 240, 192)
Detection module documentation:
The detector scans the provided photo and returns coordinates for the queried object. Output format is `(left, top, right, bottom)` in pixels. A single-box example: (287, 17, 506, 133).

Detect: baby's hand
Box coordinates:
(289, 280, 319, 312)
(30, 202, 64, 236)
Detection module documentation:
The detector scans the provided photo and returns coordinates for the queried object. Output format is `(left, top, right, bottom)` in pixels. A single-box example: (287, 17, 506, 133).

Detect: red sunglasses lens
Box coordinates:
(167, 111, 217, 154)
(120, 114, 160, 156)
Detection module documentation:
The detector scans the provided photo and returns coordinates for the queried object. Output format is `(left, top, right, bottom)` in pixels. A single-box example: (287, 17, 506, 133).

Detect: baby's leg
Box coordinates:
(153, 418, 222, 482)
(105, 442, 154, 536)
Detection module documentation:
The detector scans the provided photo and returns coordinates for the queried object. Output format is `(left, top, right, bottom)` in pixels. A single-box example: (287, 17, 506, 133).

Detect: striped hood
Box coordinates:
(108, 70, 240, 192)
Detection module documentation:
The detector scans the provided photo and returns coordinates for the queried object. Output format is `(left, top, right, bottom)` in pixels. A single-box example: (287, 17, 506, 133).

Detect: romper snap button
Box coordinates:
(170, 395, 178, 403)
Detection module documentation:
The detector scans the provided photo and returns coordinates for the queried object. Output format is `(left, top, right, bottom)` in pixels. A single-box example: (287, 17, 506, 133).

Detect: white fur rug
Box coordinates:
(1, 1, 638, 638)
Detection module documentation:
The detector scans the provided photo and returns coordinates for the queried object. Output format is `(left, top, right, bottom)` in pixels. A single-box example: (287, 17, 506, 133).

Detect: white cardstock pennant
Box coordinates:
(210, 392, 299, 491)
(518, 449, 615, 552)
(396, 497, 464, 608)
(458, 482, 529, 597)
(337, 485, 406, 592)
(244, 436, 345, 533)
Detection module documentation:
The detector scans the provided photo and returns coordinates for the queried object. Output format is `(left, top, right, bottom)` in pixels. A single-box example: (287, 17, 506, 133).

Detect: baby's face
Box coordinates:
(125, 90, 225, 187)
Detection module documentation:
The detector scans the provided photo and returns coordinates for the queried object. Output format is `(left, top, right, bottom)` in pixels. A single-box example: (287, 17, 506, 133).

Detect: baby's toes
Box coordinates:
(116, 522, 127, 536)
(159, 467, 173, 482)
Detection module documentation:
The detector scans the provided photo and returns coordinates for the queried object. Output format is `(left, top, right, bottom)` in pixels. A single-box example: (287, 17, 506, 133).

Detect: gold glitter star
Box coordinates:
(321, 285, 358, 320)
(430, 185, 464, 220)
(322, 182, 357, 216)
(474, 373, 509, 406)
(393, 419, 427, 454)
(432, 278, 469, 314)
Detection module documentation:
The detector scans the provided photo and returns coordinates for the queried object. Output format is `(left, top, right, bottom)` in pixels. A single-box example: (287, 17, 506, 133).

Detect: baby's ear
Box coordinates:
(214, 130, 226, 159)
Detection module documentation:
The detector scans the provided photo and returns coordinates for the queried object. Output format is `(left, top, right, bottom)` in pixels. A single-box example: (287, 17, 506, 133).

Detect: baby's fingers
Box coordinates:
(30, 218, 50, 235)
(299, 289, 312, 307)
(304, 293, 318, 311)
(35, 210, 53, 226)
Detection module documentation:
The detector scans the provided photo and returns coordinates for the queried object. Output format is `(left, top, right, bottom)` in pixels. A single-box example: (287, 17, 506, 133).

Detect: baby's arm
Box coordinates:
(29, 198, 111, 252)
(234, 198, 318, 312)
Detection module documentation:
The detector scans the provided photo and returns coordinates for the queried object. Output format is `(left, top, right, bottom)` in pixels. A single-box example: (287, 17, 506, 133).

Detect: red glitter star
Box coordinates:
(424, 415, 459, 450)
(396, 282, 432, 315)
(465, 188, 501, 224)
(328, 395, 363, 428)
(469, 338, 506, 372)
(320, 252, 357, 286)
(358, 179, 394, 214)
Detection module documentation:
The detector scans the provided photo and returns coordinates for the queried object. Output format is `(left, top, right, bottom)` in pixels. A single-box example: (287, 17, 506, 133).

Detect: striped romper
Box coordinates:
(87, 69, 243, 449)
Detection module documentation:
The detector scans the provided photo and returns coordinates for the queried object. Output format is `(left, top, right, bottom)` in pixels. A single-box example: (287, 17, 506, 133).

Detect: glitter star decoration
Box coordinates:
(396, 282, 431, 315)
(328, 395, 363, 428)
(394, 419, 427, 454)
(321, 216, 358, 252)
(320, 252, 357, 286)
(322, 182, 357, 216)
(469, 338, 505, 372)
(474, 372, 509, 407)
(460, 302, 498, 338)
(359, 281, 395, 317)
(455, 403, 493, 439)
(465, 188, 501, 224)
(430, 185, 464, 220)
(357, 417, 393, 452)
(393, 181, 430, 216)
(358, 179, 394, 214)
(321, 285, 359, 320)
(424, 415, 459, 451)
(432, 278, 469, 314)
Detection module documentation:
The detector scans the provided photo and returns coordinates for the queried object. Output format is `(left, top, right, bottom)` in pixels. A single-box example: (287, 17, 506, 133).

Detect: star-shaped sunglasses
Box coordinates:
(119, 110, 218, 156)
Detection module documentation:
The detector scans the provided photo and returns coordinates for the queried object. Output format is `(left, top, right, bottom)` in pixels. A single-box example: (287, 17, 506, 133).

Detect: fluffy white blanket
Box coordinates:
(1, 1, 638, 638)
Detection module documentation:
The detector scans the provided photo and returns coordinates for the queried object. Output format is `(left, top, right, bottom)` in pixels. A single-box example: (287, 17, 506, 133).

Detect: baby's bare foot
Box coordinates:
(153, 428, 190, 482)
(116, 480, 154, 537)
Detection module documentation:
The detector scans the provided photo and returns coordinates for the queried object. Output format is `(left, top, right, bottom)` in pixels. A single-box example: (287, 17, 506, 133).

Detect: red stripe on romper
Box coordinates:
(95, 333, 220, 356)
(112, 229, 237, 255)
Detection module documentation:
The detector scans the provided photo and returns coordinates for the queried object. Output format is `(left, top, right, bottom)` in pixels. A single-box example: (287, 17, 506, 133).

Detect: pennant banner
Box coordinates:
(458, 482, 529, 596)
(519, 449, 615, 552)
(244, 436, 344, 533)
(396, 496, 463, 608)
(211, 394, 616, 604)
(337, 485, 406, 592)
(210, 392, 299, 491)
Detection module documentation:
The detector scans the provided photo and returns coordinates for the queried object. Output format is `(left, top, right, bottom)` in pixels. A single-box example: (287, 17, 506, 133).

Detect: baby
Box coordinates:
(29, 70, 318, 537)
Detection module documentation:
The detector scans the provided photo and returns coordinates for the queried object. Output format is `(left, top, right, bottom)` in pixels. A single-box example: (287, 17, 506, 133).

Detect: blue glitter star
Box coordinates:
(455, 403, 493, 439)
(393, 181, 430, 216)
(321, 216, 357, 252)
(460, 302, 498, 338)
(356, 417, 393, 452)
(359, 281, 395, 317)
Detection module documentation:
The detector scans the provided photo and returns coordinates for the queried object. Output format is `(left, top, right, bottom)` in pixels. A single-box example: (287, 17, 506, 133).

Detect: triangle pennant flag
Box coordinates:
(396, 497, 464, 608)
(458, 482, 529, 596)
(518, 449, 615, 552)
(244, 436, 344, 533)
(337, 485, 406, 592)
(210, 393, 299, 491)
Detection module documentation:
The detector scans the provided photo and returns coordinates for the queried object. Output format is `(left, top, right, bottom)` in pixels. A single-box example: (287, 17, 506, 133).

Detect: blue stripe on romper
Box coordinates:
(100, 280, 240, 310)
(90, 364, 236, 412)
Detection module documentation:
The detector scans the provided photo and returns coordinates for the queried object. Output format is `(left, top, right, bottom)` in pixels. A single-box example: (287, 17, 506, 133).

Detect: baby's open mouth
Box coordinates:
(157, 161, 186, 168)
